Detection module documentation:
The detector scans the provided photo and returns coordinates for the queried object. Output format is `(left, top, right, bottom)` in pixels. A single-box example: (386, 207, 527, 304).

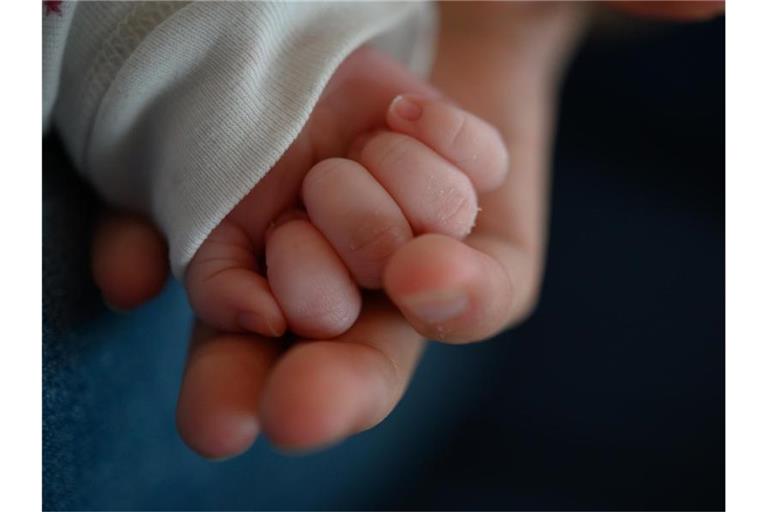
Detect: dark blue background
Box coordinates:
(43, 15, 724, 511)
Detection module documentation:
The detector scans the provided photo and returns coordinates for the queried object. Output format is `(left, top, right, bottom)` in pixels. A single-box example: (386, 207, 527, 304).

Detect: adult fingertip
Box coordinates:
(269, 438, 343, 457)
(398, 288, 470, 326)
(92, 215, 169, 309)
(383, 235, 475, 336)
(384, 234, 525, 343)
(259, 342, 390, 452)
(176, 329, 279, 460)
(177, 407, 260, 461)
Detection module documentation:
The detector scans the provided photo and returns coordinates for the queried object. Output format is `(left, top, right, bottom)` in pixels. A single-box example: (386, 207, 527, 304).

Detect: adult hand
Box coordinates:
(90, 1, 722, 458)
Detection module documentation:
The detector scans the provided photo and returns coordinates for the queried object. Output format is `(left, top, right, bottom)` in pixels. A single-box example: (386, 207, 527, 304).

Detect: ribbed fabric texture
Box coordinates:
(44, 1, 434, 277)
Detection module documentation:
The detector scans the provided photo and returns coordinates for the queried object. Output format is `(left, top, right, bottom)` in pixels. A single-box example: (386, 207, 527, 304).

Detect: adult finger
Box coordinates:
(384, 233, 540, 343)
(258, 296, 425, 452)
(91, 212, 169, 310)
(176, 322, 282, 460)
(382, 1, 585, 342)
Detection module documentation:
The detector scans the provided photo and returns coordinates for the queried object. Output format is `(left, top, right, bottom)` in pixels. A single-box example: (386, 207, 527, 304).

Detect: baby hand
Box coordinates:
(184, 49, 508, 340)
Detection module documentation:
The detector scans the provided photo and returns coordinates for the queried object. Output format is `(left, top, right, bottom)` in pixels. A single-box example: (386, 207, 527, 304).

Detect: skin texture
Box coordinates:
(302, 157, 415, 289)
(265, 216, 361, 339)
(90, 2, 724, 458)
(186, 55, 510, 340)
(184, 47, 437, 340)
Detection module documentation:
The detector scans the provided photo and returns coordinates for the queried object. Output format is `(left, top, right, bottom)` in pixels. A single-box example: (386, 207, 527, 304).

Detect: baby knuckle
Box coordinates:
(363, 132, 414, 171)
(348, 219, 409, 261)
(291, 292, 356, 338)
(429, 182, 477, 237)
(444, 112, 471, 150)
(304, 158, 357, 193)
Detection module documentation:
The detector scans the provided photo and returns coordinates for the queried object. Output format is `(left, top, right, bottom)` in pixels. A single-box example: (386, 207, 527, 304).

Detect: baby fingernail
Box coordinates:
(391, 95, 423, 122)
(266, 210, 307, 243)
(402, 289, 468, 324)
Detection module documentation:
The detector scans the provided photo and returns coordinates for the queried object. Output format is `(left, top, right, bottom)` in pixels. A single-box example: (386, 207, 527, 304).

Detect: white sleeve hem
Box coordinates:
(77, 1, 432, 278)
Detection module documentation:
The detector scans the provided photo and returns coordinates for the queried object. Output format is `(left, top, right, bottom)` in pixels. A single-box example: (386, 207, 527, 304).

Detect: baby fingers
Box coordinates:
(386, 94, 509, 193)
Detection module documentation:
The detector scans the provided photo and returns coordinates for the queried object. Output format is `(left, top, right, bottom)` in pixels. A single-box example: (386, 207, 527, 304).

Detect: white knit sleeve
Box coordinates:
(44, 1, 435, 277)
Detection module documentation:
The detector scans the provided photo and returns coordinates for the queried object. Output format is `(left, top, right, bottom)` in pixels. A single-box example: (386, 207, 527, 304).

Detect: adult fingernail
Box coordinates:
(401, 289, 468, 324)
(201, 415, 260, 462)
(390, 95, 423, 122)
(238, 311, 280, 337)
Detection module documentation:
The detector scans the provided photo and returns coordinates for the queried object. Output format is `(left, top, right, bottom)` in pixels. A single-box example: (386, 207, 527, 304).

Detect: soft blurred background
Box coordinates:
(43, 13, 724, 511)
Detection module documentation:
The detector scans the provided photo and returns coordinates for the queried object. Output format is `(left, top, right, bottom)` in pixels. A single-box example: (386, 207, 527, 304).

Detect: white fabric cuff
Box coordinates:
(46, 1, 434, 277)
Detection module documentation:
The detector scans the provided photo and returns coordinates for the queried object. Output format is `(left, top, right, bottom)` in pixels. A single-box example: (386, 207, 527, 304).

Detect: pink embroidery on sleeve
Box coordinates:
(44, 1, 63, 16)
